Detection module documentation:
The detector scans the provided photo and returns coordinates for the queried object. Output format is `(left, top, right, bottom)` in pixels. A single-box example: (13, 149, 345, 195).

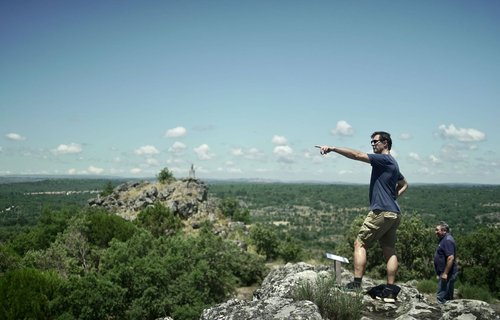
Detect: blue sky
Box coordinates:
(1, 1, 499, 184)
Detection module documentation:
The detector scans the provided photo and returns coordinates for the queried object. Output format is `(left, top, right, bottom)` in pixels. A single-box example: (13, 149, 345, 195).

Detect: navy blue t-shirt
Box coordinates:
(367, 153, 404, 213)
(434, 233, 457, 275)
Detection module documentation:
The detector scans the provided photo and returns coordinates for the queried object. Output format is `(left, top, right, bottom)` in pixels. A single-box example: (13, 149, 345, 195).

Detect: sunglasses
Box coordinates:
(371, 139, 383, 145)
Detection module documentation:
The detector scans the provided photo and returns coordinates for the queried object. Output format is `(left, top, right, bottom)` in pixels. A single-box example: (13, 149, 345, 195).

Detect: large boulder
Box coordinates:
(201, 262, 499, 320)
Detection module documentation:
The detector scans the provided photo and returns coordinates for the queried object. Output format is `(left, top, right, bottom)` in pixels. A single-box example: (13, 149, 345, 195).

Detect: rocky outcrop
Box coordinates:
(88, 178, 210, 221)
(201, 262, 499, 320)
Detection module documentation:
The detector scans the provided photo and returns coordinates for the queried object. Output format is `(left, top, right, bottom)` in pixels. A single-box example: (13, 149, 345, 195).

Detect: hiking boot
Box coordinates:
(374, 284, 400, 303)
(345, 281, 362, 291)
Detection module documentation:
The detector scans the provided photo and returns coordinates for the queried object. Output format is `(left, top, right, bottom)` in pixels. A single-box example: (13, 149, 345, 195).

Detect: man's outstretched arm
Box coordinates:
(396, 178, 409, 198)
(316, 145, 370, 163)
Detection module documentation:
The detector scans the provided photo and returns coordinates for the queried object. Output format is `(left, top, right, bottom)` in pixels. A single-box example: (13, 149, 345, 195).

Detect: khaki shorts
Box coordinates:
(356, 210, 401, 248)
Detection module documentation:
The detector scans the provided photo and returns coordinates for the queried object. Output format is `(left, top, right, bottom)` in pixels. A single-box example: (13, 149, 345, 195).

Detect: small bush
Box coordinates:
(100, 181, 114, 197)
(218, 197, 250, 223)
(249, 223, 280, 260)
(458, 284, 493, 303)
(135, 203, 182, 238)
(278, 235, 303, 263)
(416, 279, 436, 294)
(292, 273, 363, 320)
(157, 167, 175, 184)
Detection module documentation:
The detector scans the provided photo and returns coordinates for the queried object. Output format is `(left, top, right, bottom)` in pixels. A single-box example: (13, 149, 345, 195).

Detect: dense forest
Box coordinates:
(209, 182, 500, 251)
(0, 178, 498, 319)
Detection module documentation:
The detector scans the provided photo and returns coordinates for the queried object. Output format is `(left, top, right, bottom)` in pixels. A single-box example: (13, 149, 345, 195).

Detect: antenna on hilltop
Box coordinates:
(189, 164, 196, 179)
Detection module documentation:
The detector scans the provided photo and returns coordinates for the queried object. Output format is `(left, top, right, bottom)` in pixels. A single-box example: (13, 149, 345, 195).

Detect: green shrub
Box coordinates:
(157, 167, 175, 184)
(0, 244, 21, 273)
(458, 226, 500, 297)
(292, 273, 363, 320)
(10, 207, 75, 255)
(100, 181, 114, 197)
(85, 209, 137, 247)
(135, 203, 182, 238)
(416, 279, 436, 294)
(249, 223, 279, 260)
(54, 273, 126, 320)
(278, 234, 303, 263)
(218, 197, 250, 223)
(0, 268, 62, 320)
(458, 284, 493, 303)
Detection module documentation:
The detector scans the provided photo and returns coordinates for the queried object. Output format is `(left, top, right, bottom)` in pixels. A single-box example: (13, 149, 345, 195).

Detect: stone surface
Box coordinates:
(202, 262, 499, 320)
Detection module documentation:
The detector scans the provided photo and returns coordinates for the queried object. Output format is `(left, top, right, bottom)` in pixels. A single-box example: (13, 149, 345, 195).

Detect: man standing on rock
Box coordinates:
(434, 221, 458, 304)
(317, 131, 408, 298)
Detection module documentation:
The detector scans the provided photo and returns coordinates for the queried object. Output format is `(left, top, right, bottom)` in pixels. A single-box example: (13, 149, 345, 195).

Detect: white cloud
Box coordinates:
(274, 145, 294, 163)
(274, 145, 293, 156)
(165, 126, 187, 138)
(88, 166, 104, 174)
(53, 143, 82, 155)
(130, 168, 142, 174)
(6, 133, 26, 141)
(146, 158, 159, 166)
(194, 144, 213, 160)
(440, 143, 468, 161)
(409, 152, 421, 161)
(247, 148, 264, 159)
(168, 141, 186, 154)
(400, 133, 412, 140)
(438, 124, 486, 142)
(331, 120, 354, 136)
(429, 155, 441, 164)
(272, 135, 288, 145)
(232, 148, 243, 156)
(232, 147, 264, 160)
(134, 145, 159, 155)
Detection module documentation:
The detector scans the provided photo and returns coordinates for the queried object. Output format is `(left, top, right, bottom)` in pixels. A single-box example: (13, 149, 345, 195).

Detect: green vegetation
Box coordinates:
(458, 226, 500, 296)
(135, 203, 183, 237)
(209, 182, 500, 300)
(100, 181, 115, 197)
(157, 167, 176, 184)
(0, 201, 266, 320)
(218, 197, 251, 223)
(292, 273, 363, 320)
(458, 284, 493, 303)
(416, 279, 437, 294)
(0, 178, 499, 318)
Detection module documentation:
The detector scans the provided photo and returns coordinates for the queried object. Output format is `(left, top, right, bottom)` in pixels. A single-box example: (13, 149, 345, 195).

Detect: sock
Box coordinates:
(354, 277, 362, 284)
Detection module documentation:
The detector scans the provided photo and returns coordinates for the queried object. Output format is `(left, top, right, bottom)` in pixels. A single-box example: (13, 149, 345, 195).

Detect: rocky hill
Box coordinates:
(88, 178, 212, 221)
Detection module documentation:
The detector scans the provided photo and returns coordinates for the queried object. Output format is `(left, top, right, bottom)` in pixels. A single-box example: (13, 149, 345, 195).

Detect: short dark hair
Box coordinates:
(371, 131, 392, 150)
(437, 221, 450, 233)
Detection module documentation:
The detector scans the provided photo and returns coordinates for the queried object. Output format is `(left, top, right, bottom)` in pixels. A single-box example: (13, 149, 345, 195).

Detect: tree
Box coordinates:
(0, 268, 62, 320)
(278, 234, 304, 263)
(218, 197, 250, 223)
(157, 167, 176, 184)
(54, 273, 126, 320)
(250, 223, 280, 260)
(0, 244, 20, 273)
(458, 226, 500, 297)
(135, 203, 183, 238)
(100, 181, 114, 197)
